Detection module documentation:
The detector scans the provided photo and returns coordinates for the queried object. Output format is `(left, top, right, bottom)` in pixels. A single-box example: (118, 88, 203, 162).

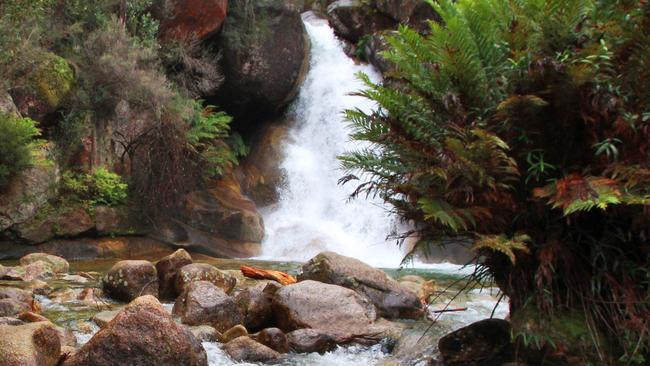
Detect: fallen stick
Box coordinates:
(432, 307, 468, 313)
(240, 265, 297, 285)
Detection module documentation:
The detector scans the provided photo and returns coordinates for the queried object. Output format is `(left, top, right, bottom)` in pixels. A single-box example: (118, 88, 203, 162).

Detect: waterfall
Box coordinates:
(258, 19, 408, 268)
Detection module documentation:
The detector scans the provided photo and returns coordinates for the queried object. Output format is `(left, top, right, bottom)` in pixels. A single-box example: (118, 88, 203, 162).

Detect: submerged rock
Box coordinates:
(299, 251, 424, 319)
(64, 296, 207, 366)
(172, 280, 243, 333)
(272, 280, 377, 336)
(156, 249, 193, 299)
(255, 327, 289, 353)
(102, 260, 158, 302)
(223, 336, 281, 363)
(19, 253, 69, 273)
(174, 263, 236, 295)
(0, 321, 61, 366)
(438, 318, 512, 365)
(286, 328, 337, 354)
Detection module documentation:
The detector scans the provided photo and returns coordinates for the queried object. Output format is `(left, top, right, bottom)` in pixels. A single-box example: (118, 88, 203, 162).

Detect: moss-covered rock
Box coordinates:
(9, 52, 74, 122)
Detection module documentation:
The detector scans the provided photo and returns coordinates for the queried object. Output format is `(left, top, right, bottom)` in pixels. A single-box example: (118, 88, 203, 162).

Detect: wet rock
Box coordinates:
(64, 296, 207, 366)
(438, 318, 512, 365)
(189, 325, 223, 342)
(286, 328, 337, 353)
(172, 281, 244, 333)
(154, 0, 228, 42)
(0, 317, 23, 325)
(17, 311, 48, 323)
(327, 0, 396, 43)
(255, 327, 289, 353)
(102, 260, 158, 302)
(61, 274, 89, 283)
(20, 253, 69, 273)
(223, 336, 281, 363)
(0, 321, 61, 366)
(239, 123, 290, 205)
(272, 280, 377, 335)
(299, 252, 424, 319)
(92, 310, 120, 328)
(223, 324, 248, 342)
(2, 261, 54, 281)
(363, 31, 396, 74)
(26, 280, 51, 296)
(158, 181, 264, 258)
(219, 0, 310, 115)
(156, 249, 193, 299)
(175, 263, 236, 295)
(50, 288, 104, 306)
(235, 282, 279, 331)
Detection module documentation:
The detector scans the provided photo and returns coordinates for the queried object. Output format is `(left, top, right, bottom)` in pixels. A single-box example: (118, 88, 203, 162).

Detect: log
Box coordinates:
(240, 265, 297, 285)
(432, 307, 468, 313)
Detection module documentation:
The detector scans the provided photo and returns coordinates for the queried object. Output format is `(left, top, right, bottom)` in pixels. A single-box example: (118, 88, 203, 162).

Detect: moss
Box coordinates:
(32, 53, 74, 109)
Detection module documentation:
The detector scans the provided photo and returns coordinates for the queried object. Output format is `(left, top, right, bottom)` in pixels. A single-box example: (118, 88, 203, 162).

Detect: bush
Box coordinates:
(342, 0, 650, 363)
(61, 168, 128, 206)
(0, 113, 41, 187)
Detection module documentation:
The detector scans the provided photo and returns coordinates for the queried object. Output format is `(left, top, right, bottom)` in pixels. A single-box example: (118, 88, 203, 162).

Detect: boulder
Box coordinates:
(156, 249, 193, 299)
(8, 52, 74, 122)
(326, 0, 396, 43)
(0, 321, 61, 366)
(1, 260, 55, 282)
(299, 252, 424, 319)
(255, 327, 289, 353)
(438, 318, 512, 365)
(223, 324, 248, 342)
(94, 205, 140, 235)
(55, 205, 94, 237)
(102, 260, 158, 302)
(20, 253, 69, 273)
(272, 280, 377, 336)
(363, 31, 396, 74)
(0, 150, 59, 232)
(175, 263, 236, 295)
(172, 281, 244, 332)
(154, 0, 228, 42)
(157, 180, 264, 258)
(223, 336, 281, 363)
(286, 328, 337, 353)
(374, 0, 420, 23)
(63, 296, 208, 366)
(235, 282, 279, 331)
(0, 90, 20, 116)
(219, 0, 310, 114)
(0, 287, 38, 317)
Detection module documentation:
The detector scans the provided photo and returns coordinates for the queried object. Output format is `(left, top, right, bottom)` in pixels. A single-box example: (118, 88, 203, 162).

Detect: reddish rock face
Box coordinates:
(156, 0, 228, 42)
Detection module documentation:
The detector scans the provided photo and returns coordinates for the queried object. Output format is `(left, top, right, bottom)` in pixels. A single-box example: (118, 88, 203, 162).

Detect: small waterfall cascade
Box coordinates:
(258, 19, 408, 268)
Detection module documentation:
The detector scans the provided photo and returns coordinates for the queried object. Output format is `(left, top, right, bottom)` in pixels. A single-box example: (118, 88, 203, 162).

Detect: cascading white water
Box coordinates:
(258, 19, 408, 268)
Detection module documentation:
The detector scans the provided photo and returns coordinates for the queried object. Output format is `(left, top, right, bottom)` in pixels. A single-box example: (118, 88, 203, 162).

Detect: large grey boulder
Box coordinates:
(327, 0, 395, 43)
(64, 296, 208, 366)
(299, 251, 424, 319)
(272, 280, 377, 337)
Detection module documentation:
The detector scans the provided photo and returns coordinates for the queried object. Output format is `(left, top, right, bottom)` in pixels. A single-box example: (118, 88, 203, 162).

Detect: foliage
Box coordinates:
(0, 113, 42, 188)
(341, 0, 650, 363)
(62, 168, 128, 206)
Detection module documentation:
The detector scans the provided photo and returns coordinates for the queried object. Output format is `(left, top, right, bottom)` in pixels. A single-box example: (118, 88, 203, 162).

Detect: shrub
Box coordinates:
(342, 0, 649, 363)
(0, 113, 41, 187)
(61, 168, 128, 206)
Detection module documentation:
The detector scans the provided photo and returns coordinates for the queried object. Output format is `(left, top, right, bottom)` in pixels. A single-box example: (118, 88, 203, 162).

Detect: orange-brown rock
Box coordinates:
(155, 0, 228, 42)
